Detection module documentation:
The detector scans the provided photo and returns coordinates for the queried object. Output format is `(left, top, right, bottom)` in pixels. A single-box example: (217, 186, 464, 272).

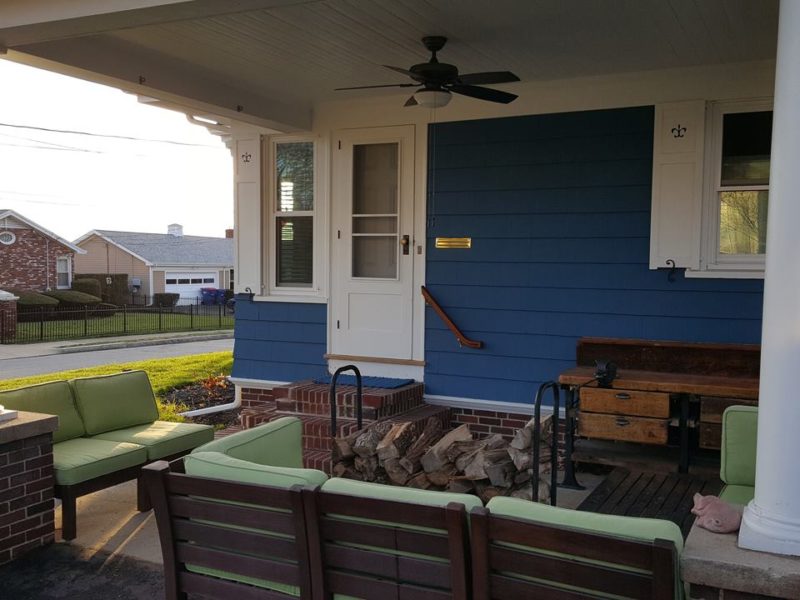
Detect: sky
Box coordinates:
(0, 59, 233, 242)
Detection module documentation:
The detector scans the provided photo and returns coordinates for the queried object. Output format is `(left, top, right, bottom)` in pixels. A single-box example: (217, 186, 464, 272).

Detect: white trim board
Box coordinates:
(424, 394, 564, 418)
(229, 377, 289, 390)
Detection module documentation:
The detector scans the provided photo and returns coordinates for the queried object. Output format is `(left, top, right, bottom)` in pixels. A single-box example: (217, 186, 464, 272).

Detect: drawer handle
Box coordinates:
(615, 417, 630, 427)
(615, 393, 631, 400)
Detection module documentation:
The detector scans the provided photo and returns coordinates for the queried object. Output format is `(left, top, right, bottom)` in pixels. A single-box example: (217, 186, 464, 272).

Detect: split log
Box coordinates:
(485, 459, 515, 488)
(446, 439, 486, 463)
(427, 463, 458, 487)
(376, 422, 415, 462)
(421, 424, 472, 473)
(383, 458, 411, 486)
(407, 472, 431, 489)
(333, 462, 362, 480)
(400, 418, 444, 474)
(446, 479, 474, 494)
(510, 479, 551, 504)
(507, 446, 532, 471)
(473, 482, 503, 504)
(352, 422, 393, 458)
(354, 455, 379, 481)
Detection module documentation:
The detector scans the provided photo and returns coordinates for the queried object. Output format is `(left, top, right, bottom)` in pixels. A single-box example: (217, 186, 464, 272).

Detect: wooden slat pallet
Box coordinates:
(577, 467, 724, 537)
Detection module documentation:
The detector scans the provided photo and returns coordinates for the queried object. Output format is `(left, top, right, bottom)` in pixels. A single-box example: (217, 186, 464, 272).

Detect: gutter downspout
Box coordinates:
(179, 383, 242, 418)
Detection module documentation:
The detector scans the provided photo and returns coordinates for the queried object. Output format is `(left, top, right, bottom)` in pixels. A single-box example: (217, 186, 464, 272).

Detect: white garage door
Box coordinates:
(164, 272, 217, 304)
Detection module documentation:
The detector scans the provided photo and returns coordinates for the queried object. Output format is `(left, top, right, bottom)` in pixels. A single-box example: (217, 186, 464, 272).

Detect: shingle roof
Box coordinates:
(90, 230, 233, 266)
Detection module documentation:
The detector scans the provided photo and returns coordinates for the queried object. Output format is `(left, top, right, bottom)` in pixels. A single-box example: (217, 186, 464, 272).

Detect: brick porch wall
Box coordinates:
(0, 229, 74, 291)
(0, 433, 55, 564)
(0, 298, 17, 342)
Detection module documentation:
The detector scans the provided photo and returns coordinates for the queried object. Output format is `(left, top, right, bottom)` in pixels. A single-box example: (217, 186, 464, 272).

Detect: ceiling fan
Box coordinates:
(335, 36, 519, 108)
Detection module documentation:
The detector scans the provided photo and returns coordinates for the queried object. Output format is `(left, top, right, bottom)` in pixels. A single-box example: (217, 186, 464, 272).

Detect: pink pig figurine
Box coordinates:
(691, 493, 743, 533)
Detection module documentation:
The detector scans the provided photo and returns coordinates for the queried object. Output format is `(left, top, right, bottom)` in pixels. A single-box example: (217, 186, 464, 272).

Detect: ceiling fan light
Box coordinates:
(413, 89, 451, 108)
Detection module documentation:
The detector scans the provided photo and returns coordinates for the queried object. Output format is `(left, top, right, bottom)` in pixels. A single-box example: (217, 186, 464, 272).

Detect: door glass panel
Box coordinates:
(353, 237, 397, 278)
(352, 142, 399, 278)
(353, 217, 397, 234)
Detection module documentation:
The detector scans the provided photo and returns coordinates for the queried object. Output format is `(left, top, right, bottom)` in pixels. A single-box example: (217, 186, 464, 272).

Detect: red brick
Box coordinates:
(0, 532, 26, 551)
(10, 492, 41, 511)
(26, 499, 53, 517)
(0, 509, 25, 527)
(24, 455, 53, 470)
(8, 515, 40, 536)
(502, 419, 527, 428)
(10, 470, 40, 487)
(0, 463, 24, 479)
(0, 228, 76, 292)
(26, 478, 53, 495)
(25, 523, 54, 541)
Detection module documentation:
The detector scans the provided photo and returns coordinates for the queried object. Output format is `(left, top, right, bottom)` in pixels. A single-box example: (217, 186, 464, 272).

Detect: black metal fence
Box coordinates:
(5, 302, 234, 344)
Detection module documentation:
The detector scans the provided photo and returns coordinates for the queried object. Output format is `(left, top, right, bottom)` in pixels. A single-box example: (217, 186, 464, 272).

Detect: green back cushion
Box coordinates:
(720, 406, 757, 486)
(719, 484, 755, 506)
(184, 451, 328, 487)
(192, 417, 303, 468)
(70, 370, 159, 435)
(0, 381, 84, 443)
(322, 477, 483, 512)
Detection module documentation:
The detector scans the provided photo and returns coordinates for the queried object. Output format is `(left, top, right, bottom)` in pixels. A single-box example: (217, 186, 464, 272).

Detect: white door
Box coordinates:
(331, 126, 415, 360)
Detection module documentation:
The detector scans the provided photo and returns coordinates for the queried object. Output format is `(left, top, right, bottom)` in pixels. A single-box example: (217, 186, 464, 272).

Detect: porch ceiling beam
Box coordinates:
(8, 35, 311, 132)
(0, 0, 311, 47)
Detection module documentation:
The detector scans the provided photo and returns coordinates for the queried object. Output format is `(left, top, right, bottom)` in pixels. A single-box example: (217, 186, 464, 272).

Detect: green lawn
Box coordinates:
(14, 309, 234, 343)
(0, 351, 233, 421)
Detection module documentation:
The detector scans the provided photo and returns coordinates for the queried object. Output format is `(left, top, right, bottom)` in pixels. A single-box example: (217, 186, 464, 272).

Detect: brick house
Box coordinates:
(0, 209, 85, 292)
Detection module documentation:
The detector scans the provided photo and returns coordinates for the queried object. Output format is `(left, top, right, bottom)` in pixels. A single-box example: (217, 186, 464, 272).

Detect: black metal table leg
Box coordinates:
(560, 386, 584, 490)
(678, 394, 690, 473)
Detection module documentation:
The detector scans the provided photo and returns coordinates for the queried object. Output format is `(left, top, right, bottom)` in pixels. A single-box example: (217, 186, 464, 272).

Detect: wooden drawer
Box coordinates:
(578, 413, 669, 445)
(580, 387, 670, 418)
(700, 396, 758, 424)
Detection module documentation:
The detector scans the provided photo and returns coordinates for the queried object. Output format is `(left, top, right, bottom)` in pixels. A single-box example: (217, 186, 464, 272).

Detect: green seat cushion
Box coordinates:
(91, 421, 214, 460)
(719, 484, 754, 506)
(192, 417, 303, 468)
(184, 451, 327, 487)
(487, 496, 683, 552)
(0, 381, 84, 443)
(721, 406, 758, 487)
(321, 477, 483, 513)
(70, 370, 159, 435)
(53, 438, 147, 486)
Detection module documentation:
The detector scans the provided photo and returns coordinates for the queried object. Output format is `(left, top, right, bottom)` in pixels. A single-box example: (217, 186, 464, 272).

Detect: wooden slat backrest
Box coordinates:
(304, 488, 471, 600)
(470, 507, 677, 600)
(143, 460, 314, 600)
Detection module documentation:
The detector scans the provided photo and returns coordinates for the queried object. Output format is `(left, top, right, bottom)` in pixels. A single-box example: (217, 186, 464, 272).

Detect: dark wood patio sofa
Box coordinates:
(144, 417, 685, 599)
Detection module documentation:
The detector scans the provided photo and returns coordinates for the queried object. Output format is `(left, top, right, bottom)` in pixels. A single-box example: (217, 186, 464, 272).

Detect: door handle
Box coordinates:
(401, 235, 410, 255)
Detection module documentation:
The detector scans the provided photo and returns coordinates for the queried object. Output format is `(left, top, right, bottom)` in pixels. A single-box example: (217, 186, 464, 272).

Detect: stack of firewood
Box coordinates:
(332, 414, 554, 504)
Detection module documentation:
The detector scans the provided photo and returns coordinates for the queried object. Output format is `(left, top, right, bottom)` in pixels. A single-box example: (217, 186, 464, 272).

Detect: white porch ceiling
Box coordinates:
(0, 0, 778, 131)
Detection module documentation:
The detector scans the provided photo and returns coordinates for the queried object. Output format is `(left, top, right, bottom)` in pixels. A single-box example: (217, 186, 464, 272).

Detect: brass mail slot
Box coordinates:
(435, 237, 472, 249)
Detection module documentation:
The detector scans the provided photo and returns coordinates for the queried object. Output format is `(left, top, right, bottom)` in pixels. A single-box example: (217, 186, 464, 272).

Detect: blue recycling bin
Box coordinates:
(215, 289, 227, 305)
(200, 288, 218, 306)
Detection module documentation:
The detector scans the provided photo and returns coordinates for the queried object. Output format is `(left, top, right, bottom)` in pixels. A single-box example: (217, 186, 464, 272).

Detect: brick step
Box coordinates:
(271, 381, 425, 421)
(303, 448, 332, 474)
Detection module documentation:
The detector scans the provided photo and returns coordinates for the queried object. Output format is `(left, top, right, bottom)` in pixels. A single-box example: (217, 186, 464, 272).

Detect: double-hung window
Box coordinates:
(270, 139, 316, 291)
(701, 100, 773, 274)
(56, 256, 71, 289)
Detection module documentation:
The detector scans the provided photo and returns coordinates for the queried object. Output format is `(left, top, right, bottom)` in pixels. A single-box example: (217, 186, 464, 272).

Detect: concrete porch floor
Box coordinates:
(0, 472, 605, 599)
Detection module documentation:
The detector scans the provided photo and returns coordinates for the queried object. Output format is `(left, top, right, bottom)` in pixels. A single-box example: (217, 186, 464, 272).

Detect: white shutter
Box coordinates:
(649, 101, 706, 270)
(233, 133, 262, 294)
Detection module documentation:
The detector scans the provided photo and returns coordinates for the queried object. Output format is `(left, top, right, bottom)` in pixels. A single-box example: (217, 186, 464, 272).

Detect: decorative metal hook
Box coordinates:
(665, 259, 677, 283)
(244, 286, 255, 301)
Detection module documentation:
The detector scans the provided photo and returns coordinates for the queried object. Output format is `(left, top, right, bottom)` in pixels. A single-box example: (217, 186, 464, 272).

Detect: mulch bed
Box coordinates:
(163, 376, 241, 429)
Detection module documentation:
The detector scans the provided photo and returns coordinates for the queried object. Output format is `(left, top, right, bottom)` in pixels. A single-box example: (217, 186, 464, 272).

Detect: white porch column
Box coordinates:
(739, 0, 800, 557)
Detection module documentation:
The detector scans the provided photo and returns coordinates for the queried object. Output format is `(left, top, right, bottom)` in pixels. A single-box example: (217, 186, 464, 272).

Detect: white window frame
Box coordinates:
(0, 231, 15, 245)
(56, 256, 72, 289)
(692, 98, 772, 279)
(262, 134, 328, 302)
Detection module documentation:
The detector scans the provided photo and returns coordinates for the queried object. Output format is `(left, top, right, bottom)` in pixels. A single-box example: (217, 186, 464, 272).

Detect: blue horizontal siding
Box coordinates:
(231, 296, 327, 383)
(424, 106, 764, 405)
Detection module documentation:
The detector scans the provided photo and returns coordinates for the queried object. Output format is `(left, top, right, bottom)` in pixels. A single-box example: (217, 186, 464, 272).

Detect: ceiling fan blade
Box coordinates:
(449, 84, 518, 104)
(404, 94, 418, 107)
(457, 71, 520, 85)
(335, 82, 417, 90)
(383, 65, 423, 80)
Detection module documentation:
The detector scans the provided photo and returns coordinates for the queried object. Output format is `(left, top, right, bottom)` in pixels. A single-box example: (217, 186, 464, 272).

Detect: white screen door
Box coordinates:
(331, 125, 415, 360)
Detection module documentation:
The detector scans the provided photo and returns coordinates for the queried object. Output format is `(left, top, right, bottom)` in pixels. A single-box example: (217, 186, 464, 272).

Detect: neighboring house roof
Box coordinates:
(74, 229, 233, 267)
(0, 209, 85, 254)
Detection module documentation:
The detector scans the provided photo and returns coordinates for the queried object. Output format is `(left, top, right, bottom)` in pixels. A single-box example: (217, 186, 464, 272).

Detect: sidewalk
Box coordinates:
(0, 329, 233, 360)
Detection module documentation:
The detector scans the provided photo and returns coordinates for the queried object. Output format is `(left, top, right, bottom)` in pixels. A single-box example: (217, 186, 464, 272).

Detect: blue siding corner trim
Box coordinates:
(424, 106, 763, 404)
(231, 296, 327, 383)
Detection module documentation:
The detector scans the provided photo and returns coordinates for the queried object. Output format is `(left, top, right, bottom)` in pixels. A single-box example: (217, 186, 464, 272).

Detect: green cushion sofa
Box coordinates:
(146, 417, 685, 600)
(0, 370, 214, 540)
(718, 405, 757, 506)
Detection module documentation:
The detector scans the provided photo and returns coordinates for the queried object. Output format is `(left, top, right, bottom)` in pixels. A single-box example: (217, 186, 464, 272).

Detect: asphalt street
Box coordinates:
(0, 337, 234, 379)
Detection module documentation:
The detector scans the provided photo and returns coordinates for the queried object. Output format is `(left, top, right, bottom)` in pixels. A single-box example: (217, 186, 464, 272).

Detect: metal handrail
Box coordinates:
(532, 381, 560, 505)
(329, 365, 363, 438)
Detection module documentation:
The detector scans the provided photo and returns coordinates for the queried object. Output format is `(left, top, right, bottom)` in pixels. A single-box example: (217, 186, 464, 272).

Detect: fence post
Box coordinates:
(39, 307, 44, 341)
(218, 303, 222, 328)
(0, 309, 4, 344)
(123, 304, 127, 333)
(190, 304, 194, 330)
(84, 305, 89, 336)
(158, 306, 162, 331)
